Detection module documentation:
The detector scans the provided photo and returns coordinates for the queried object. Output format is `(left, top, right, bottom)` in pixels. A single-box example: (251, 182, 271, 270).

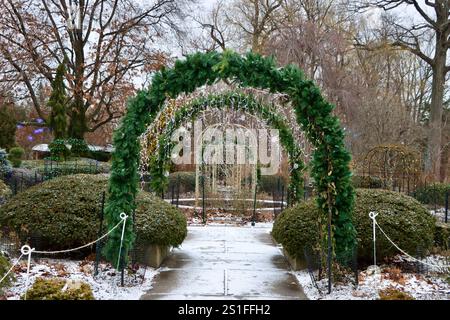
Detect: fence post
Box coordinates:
(132, 209, 137, 265)
(272, 185, 277, 219)
(176, 175, 180, 208)
(13, 177, 17, 195)
(327, 203, 332, 294)
(304, 181, 307, 201)
(252, 181, 257, 226)
(201, 174, 206, 224)
(434, 185, 437, 212)
(280, 185, 285, 212)
(445, 191, 448, 224)
(286, 188, 290, 208)
(171, 183, 175, 205)
(94, 191, 106, 276)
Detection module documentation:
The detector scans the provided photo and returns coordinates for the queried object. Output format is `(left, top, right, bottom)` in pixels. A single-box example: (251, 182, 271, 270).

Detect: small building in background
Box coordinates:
(31, 144, 114, 161)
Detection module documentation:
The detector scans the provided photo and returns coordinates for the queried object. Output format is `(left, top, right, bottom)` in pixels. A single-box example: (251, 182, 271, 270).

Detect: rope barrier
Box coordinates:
(33, 214, 126, 255)
(116, 212, 128, 270)
(0, 213, 128, 299)
(0, 253, 24, 285)
(369, 212, 450, 271)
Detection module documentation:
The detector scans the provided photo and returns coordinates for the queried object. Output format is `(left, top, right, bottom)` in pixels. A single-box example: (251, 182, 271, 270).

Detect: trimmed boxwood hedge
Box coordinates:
(0, 174, 187, 251)
(23, 278, 94, 300)
(0, 180, 11, 204)
(0, 253, 14, 295)
(351, 175, 383, 189)
(414, 183, 450, 207)
(272, 189, 436, 263)
(135, 192, 187, 247)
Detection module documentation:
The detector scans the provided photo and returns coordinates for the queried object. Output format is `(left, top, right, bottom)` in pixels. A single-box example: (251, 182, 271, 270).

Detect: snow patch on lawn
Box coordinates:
(5, 259, 159, 300)
(430, 208, 448, 223)
(293, 255, 450, 300)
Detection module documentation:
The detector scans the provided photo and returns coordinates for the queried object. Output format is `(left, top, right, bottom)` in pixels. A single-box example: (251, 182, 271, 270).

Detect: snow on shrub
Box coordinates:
(272, 189, 436, 263)
(0, 174, 187, 252)
(135, 192, 187, 247)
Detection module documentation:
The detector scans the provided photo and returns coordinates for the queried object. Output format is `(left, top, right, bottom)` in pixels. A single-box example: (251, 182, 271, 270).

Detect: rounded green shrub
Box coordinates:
(168, 171, 196, 194)
(378, 288, 414, 300)
(414, 183, 450, 207)
(7, 147, 24, 168)
(135, 192, 187, 247)
(272, 189, 436, 263)
(434, 222, 450, 249)
(23, 278, 94, 300)
(49, 139, 70, 161)
(0, 253, 15, 295)
(0, 174, 187, 251)
(67, 138, 89, 157)
(0, 180, 11, 204)
(0, 149, 12, 177)
(351, 175, 383, 189)
(271, 201, 321, 259)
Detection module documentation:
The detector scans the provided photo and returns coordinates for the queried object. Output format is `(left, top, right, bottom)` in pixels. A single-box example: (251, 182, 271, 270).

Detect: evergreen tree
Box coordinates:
(0, 104, 17, 150)
(48, 63, 68, 139)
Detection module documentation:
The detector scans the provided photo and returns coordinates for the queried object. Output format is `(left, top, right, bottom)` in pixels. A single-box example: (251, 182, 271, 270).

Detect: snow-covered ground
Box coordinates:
(4, 259, 159, 300)
(294, 255, 450, 300)
(430, 208, 448, 223)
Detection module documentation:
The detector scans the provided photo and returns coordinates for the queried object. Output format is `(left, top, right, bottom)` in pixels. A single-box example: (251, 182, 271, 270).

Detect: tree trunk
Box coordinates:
(425, 34, 447, 181)
(68, 6, 87, 140)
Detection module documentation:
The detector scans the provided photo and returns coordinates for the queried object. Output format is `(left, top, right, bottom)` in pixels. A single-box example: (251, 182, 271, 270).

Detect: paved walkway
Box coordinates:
(141, 224, 307, 300)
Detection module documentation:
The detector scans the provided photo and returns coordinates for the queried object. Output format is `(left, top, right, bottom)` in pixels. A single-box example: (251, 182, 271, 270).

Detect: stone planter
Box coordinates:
(282, 248, 307, 271)
(271, 234, 307, 271)
(139, 244, 172, 268)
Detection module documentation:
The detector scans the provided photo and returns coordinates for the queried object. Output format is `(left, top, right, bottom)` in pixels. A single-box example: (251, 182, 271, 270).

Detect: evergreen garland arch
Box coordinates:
(104, 51, 356, 265)
(146, 91, 305, 205)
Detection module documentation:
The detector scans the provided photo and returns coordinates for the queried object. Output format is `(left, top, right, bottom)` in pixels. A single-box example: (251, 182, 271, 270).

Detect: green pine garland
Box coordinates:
(104, 51, 356, 266)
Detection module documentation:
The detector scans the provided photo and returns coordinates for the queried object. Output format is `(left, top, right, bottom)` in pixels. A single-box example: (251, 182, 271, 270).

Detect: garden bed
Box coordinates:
(293, 254, 450, 300)
(3, 258, 159, 300)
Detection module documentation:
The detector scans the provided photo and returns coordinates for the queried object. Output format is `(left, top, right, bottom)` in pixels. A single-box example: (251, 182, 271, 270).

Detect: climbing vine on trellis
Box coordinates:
(146, 92, 305, 204)
(104, 50, 356, 266)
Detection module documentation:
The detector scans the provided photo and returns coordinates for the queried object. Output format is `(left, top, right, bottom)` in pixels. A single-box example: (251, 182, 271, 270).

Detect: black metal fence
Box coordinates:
(303, 244, 359, 292)
(1, 159, 104, 197)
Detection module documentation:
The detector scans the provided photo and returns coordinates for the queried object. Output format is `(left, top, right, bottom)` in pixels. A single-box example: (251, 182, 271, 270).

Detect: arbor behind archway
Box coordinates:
(145, 92, 304, 206)
(104, 51, 356, 265)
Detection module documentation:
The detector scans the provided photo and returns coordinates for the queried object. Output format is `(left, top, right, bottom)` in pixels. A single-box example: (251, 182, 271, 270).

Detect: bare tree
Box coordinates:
(354, 0, 450, 181)
(178, 0, 233, 54)
(226, 0, 285, 53)
(0, 0, 185, 139)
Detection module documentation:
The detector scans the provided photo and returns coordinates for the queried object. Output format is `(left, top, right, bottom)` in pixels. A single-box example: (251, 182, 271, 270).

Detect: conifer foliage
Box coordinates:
(48, 63, 68, 140)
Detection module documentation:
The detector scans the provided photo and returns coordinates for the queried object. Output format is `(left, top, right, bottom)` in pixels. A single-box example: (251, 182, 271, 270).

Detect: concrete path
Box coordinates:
(141, 224, 307, 300)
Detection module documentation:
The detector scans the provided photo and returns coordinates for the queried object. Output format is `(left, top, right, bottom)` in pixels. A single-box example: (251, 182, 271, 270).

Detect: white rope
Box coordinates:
(0, 253, 24, 285)
(369, 211, 378, 266)
(23, 245, 34, 300)
(33, 214, 127, 254)
(116, 213, 128, 270)
(369, 212, 450, 271)
(0, 213, 129, 299)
